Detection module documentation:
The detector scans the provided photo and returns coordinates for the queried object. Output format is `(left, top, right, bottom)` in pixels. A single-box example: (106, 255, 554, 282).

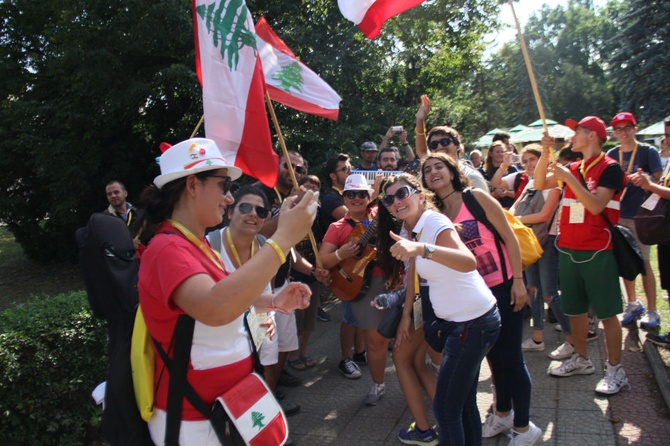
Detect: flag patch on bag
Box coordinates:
(216, 373, 288, 446)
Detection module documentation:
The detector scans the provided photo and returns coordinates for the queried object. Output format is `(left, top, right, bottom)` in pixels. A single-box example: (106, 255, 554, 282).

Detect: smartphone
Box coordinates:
(391, 126, 403, 133)
(510, 153, 521, 164)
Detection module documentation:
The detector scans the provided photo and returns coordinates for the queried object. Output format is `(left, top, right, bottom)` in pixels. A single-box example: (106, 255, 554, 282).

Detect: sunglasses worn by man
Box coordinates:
(381, 186, 417, 207)
(236, 202, 269, 219)
(283, 162, 306, 175)
(429, 137, 456, 150)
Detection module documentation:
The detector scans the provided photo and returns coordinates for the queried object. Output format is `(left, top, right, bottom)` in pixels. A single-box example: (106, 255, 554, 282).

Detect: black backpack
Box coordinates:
(75, 213, 152, 445)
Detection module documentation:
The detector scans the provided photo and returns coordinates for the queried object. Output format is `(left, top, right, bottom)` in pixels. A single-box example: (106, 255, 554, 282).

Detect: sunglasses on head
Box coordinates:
(343, 190, 369, 200)
(207, 175, 232, 195)
(283, 162, 306, 175)
(236, 202, 269, 219)
(381, 185, 417, 207)
(428, 137, 455, 150)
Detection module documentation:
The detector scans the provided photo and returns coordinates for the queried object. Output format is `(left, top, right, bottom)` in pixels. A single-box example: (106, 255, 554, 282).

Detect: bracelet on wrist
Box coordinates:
(334, 249, 343, 261)
(266, 239, 286, 264)
(415, 128, 426, 136)
(513, 276, 523, 280)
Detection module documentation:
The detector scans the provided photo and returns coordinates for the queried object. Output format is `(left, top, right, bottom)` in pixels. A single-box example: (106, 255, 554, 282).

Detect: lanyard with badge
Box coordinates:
(569, 153, 604, 224)
(167, 219, 268, 350)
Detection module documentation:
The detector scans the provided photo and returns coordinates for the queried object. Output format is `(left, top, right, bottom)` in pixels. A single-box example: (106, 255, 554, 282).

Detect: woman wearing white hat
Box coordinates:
(136, 138, 318, 445)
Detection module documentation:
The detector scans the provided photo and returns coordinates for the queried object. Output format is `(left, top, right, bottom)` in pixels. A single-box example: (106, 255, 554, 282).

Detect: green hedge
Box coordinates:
(0, 292, 107, 445)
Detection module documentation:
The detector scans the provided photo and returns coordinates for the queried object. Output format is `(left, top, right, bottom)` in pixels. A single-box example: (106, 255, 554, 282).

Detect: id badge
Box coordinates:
(641, 193, 660, 211)
(413, 297, 424, 330)
(246, 307, 268, 351)
(569, 202, 585, 224)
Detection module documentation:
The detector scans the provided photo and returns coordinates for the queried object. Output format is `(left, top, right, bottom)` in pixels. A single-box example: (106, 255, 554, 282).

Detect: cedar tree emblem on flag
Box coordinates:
(193, 0, 278, 187)
(256, 17, 342, 120)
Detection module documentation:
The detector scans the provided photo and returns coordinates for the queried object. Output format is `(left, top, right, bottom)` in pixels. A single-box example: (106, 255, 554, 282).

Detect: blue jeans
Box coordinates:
(525, 235, 571, 334)
(486, 279, 532, 428)
(433, 305, 500, 446)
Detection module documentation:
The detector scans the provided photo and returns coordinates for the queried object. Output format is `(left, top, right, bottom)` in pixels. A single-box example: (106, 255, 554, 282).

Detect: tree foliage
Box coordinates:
(607, 0, 670, 123)
(1, 0, 502, 262)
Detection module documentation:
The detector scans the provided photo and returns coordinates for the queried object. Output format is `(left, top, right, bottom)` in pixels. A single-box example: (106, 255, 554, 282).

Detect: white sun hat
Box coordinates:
(343, 173, 374, 193)
(153, 138, 242, 189)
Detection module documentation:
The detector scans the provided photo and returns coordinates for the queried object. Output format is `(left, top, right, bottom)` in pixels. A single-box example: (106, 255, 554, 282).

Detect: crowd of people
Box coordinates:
(100, 101, 670, 446)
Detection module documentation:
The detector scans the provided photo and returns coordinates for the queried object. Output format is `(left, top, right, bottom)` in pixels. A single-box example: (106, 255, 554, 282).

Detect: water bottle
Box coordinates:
(371, 288, 405, 309)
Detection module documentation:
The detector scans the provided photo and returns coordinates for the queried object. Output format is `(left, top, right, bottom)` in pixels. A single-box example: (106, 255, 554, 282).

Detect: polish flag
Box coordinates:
(216, 373, 287, 446)
(338, 0, 425, 39)
(192, 0, 278, 187)
(256, 17, 342, 121)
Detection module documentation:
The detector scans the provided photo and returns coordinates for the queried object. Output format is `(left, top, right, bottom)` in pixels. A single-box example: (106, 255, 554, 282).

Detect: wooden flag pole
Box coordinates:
(190, 115, 205, 138)
(508, 0, 557, 164)
(264, 91, 323, 269)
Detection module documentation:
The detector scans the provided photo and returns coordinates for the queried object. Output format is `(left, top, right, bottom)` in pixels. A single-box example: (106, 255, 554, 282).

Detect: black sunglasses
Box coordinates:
(343, 190, 370, 200)
(283, 162, 306, 175)
(236, 202, 269, 219)
(207, 175, 232, 195)
(428, 137, 455, 150)
(381, 185, 417, 207)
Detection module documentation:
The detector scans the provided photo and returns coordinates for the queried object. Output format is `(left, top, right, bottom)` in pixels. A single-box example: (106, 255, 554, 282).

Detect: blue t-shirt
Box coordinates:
(606, 143, 662, 218)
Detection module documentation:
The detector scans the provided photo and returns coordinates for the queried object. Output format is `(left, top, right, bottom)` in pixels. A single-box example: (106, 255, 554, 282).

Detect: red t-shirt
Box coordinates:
(323, 208, 383, 276)
(138, 222, 253, 420)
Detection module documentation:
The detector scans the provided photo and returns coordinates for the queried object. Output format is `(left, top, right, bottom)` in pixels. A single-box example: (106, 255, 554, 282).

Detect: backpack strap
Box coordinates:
(461, 188, 508, 280)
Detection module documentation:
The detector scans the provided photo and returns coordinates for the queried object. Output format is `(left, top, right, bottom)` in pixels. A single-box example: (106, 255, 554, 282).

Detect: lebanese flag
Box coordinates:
(338, 0, 425, 39)
(216, 373, 288, 446)
(256, 17, 342, 121)
(192, 0, 278, 187)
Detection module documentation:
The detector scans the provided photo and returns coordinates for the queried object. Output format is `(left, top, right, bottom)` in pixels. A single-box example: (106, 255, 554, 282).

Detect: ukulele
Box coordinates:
(328, 215, 379, 301)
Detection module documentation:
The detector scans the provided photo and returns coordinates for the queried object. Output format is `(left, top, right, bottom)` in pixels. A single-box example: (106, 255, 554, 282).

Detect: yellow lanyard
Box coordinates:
(167, 219, 224, 272)
(618, 143, 639, 174)
(225, 227, 256, 269)
(580, 153, 605, 179)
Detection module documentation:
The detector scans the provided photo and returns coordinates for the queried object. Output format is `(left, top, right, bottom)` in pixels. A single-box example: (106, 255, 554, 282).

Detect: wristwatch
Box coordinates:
(423, 244, 435, 260)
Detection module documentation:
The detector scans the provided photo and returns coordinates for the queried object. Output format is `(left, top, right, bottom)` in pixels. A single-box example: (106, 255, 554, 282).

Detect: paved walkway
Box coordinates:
(283, 299, 670, 445)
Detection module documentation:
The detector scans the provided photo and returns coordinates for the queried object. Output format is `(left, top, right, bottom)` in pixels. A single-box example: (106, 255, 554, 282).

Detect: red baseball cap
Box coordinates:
(610, 112, 637, 127)
(565, 116, 608, 140)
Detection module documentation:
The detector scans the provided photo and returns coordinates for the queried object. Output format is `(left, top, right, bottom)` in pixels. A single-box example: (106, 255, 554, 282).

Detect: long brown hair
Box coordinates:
(376, 174, 435, 290)
(420, 153, 470, 211)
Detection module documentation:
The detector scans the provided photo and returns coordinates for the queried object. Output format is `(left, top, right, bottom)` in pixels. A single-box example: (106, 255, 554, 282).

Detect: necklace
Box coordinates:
(439, 190, 457, 201)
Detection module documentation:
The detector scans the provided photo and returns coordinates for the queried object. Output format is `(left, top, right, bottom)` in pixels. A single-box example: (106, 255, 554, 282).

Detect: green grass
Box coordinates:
(0, 226, 23, 266)
(634, 248, 670, 333)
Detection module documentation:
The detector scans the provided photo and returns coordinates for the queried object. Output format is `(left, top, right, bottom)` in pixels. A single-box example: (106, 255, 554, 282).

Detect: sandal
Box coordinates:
(301, 356, 316, 369)
(288, 358, 307, 371)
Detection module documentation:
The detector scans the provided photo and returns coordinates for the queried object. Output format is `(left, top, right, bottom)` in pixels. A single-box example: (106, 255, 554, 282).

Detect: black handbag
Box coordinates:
(377, 300, 404, 339)
(602, 213, 646, 281)
(634, 194, 670, 245)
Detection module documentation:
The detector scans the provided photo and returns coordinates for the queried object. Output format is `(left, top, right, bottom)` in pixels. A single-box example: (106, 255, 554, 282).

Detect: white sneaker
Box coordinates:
(363, 382, 386, 406)
(554, 324, 563, 332)
(640, 310, 661, 329)
(482, 410, 514, 438)
(508, 421, 542, 446)
(547, 342, 574, 360)
(549, 353, 594, 377)
(521, 338, 545, 352)
(595, 362, 630, 395)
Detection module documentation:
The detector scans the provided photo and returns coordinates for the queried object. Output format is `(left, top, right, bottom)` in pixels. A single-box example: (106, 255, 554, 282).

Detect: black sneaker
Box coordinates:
(353, 350, 367, 365)
(338, 358, 362, 379)
(278, 369, 302, 387)
(280, 400, 301, 416)
(647, 332, 670, 348)
(317, 306, 332, 322)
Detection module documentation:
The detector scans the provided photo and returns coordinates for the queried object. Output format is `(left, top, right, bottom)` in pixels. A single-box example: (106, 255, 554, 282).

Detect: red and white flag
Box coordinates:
(255, 17, 342, 121)
(192, 0, 278, 187)
(338, 0, 425, 39)
(216, 374, 287, 446)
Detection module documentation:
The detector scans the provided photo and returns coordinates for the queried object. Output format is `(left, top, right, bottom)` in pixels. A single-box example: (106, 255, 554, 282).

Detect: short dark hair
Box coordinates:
(378, 147, 398, 160)
(324, 153, 350, 176)
(426, 126, 461, 147)
(279, 150, 302, 164)
(492, 132, 511, 143)
(106, 180, 126, 190)
(665, 118, 670, 128)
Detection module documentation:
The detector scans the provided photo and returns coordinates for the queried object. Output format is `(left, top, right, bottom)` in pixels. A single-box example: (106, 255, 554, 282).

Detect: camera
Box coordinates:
(510, 153, 521, 164)
(391, 125, 403, 133)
